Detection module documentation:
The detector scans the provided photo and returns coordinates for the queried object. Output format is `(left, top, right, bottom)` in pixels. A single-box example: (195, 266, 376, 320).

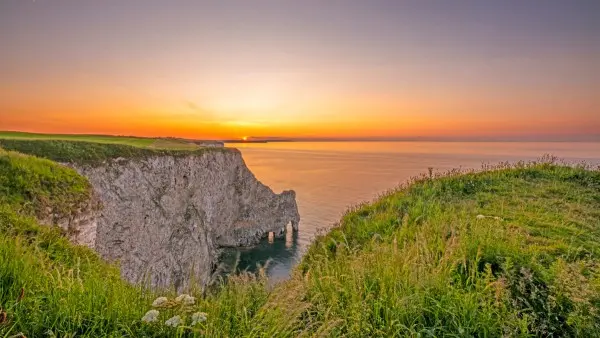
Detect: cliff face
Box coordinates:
(71, 149, 299, 291)
(38, 196, 100, 249)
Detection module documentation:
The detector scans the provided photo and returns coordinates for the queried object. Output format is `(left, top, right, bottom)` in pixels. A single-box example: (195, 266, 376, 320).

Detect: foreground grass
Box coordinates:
(0, 131, 200, 150)
(299, 159, 600, 336)
(1, 149, 599, 337)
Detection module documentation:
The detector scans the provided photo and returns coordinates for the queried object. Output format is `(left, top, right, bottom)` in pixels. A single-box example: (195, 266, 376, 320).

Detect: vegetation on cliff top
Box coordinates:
(0, 131, 201, 150)
(0, 138, 234, 165)
(1, 148, 599, 337)
(0, 149, 92, 219)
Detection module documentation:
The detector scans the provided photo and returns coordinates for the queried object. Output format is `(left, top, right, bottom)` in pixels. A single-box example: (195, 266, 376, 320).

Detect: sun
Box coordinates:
(242, 136, 248, 141)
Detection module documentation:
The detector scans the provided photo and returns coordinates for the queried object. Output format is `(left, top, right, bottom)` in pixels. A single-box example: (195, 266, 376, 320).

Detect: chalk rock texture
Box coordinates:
(39, 196, 101, 249)
(72, 149, 299, 290)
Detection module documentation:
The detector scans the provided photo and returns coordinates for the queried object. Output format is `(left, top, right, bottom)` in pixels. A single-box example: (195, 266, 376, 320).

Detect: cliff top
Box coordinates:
(0, 138, 235, 165)
(0, 131, 228, 149)
(0, 130, 200, 148)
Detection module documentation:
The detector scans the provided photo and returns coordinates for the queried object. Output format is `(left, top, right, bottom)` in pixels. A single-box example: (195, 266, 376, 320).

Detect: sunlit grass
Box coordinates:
(0, 131, 201, 150)
(0, 131, 155, 148)
(0, 139, 232, 165)
(148, 139, 200, 151)
(299, 158, 600, 336)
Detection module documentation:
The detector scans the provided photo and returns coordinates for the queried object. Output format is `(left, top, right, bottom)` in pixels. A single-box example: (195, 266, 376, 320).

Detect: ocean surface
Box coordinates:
(220, 142, 600, 281)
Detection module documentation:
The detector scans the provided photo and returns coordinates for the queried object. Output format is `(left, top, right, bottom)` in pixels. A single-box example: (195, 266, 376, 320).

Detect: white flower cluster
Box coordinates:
(152, 297, 168, 307)
(165, 315, 182, 327)
(175, 294, 196, 305)
(142, 310, 159, 323)
(191, 312, 208, 325)
(141, 295, 207, 329)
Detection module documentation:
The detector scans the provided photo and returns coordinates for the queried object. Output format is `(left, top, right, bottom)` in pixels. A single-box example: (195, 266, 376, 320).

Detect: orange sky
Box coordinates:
(1, 1, 599, 140)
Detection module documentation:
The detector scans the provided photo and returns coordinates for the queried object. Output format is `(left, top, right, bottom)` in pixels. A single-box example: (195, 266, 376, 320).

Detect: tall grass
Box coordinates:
(299, 159, 600, 336)
(1, 149, 599, 337)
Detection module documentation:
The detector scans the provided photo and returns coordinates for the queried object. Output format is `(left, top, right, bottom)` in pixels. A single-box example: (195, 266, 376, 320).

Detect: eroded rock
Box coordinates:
(69, 149, 299, 290)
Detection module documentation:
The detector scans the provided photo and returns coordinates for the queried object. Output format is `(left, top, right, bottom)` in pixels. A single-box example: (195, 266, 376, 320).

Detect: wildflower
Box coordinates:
(165, 315, 182, 327)
(141, 310, 160, 323)
(152, 296, 168, 307)
(191, 312, 208, 325)
(175, 294, 196, 305)
(476, 214, 486, 219)
(183, 295, 196, 305)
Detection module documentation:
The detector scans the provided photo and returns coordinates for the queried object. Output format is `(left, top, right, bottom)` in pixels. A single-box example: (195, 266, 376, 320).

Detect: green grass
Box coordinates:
(298, 159, 600, 336)
(0, 139, 233, 165)
(0, 131, 200, 150)
(0, 149, 92, 219)
(1, 149, 599, 337)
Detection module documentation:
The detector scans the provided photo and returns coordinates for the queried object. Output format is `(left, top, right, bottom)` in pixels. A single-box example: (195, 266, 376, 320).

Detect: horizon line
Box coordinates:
(1, 130, 599, 143)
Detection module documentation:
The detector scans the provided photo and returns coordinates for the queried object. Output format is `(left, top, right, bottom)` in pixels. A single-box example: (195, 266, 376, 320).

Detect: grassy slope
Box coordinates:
(0, 148, 149, 336)
(1, 145, 599, 337)
(298, 160, 600, 336)
(0, 131, 200, 150)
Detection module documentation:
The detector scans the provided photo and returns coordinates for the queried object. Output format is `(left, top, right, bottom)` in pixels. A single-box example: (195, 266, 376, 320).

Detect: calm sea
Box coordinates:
(221, 142, 600, 281)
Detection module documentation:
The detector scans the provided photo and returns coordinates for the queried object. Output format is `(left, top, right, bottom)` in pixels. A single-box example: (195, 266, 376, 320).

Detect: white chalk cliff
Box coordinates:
(67, 149, 299, 290)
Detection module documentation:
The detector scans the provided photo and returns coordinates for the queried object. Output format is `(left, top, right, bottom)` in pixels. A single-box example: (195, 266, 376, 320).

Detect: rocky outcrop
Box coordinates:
(70, 149, 299, 291)
(38, 195, 101, 249)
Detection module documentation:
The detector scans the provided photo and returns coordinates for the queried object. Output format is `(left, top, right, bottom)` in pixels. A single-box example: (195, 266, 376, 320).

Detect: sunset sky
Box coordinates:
(1, 0, 599, 140)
